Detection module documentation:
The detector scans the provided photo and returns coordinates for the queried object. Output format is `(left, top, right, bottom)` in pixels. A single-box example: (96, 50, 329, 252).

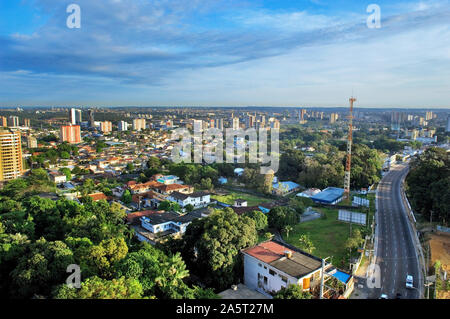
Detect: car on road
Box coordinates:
(379, 294, 388, 299)
(406, 275, 414, 289)
(396, 293, 402, 299)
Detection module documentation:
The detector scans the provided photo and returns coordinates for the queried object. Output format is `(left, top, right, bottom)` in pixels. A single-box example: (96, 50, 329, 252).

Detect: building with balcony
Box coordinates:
(0, 129, 23, 182)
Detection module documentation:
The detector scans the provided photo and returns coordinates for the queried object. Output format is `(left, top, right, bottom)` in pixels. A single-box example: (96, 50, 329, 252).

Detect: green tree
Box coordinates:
(274, 284, 312, 299)
(121, 189, 132, 204)
(10, 238, 74, 298)
(268, 206, 298, 231)
(59, 168, 72, 181)
(181, 208, 257, 290)
(54, 276, 143, 299)
(298, 234, 315, 254)
(245, 210, 268, 231)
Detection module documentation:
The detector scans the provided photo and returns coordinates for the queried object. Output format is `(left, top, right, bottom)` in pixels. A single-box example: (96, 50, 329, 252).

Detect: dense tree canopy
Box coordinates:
(180, 208, 257, 290)
(406, 147, 450, 225)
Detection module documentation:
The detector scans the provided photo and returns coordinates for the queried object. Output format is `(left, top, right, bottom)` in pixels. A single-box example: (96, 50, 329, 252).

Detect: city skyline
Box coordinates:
(1, 0, 450, 107)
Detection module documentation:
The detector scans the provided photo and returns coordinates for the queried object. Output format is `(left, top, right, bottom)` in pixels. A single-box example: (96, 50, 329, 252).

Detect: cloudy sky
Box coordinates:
(0, 0, 449, 108)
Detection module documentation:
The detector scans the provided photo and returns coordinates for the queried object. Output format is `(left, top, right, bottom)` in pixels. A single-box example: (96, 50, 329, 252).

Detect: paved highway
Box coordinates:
(371, 163, 421, 299)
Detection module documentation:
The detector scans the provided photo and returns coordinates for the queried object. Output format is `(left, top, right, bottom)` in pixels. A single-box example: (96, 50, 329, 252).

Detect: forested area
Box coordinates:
(406, 147, 450, 225)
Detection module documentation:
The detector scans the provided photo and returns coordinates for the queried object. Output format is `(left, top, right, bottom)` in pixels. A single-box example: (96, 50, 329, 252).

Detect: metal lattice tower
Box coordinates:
(344, 97, 356, 197)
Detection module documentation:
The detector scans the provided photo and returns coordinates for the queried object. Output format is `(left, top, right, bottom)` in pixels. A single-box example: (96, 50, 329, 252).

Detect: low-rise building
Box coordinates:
(311, 187, 345, 205)
(167, 191, 211, 208)
(242, 240, 324, 297)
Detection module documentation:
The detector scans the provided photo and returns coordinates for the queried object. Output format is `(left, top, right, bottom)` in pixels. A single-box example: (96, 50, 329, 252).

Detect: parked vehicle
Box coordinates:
(406, 275, 414, 289)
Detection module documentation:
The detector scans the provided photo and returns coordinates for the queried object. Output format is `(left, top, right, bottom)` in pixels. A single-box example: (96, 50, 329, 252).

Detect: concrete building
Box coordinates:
(8, 116, 19, 127)
(23, 118, 31, 128)
(133, 118, 146, 131)
(242, 240, 324, 296)
(232, 117, 240, 130)
(70, 108, 82, 125)
(270, 119, 280, 130)
(100, 121, 113, 133)
(118, 121, 129, 131)
(88, 109, 95, 128)
(0, 129, 23, 181)
(446, 115, 450, 133)
(60, 125, 81, 144)
(311, 187, 345, 205)
(26, 135, 37, 148)
(166, 191, 211, 208)
(215, 118, 224, 130)
(330, 113, 339, 124)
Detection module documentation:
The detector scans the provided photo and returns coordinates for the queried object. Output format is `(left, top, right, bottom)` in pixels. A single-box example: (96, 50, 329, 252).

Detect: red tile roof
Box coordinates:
(86, 192, 108, 202)
(243, 241, 290, 264)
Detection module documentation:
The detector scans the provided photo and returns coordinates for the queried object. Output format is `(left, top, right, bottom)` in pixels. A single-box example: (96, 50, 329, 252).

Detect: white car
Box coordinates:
(406, 275, 414, 289)
(379, 294, 388, 299)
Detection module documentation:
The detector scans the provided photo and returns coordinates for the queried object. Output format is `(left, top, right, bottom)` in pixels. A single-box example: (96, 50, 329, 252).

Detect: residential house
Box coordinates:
(166, 191, 211, 208)
(49, 171, 67, 184)
(242, 240, 324, 297)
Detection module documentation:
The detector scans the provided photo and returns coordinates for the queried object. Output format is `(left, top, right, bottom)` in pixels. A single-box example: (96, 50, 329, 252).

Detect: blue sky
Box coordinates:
(0, 0, 449, 108)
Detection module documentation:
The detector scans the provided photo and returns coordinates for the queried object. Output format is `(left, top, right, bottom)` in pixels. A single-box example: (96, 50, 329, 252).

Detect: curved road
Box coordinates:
(372, 163, 421, 299)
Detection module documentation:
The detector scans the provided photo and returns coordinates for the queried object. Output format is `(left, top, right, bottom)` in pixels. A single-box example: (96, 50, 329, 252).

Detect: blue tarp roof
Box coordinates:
(330, 270, 351, 284)
(311, 187, 345, 204)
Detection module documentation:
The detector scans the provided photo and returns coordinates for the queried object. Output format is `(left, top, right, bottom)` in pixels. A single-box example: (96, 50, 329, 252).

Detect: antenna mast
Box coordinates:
(344, 97, 356, 198)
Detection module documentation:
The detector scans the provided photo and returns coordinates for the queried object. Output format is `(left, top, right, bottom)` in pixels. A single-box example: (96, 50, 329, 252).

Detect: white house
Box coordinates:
(242, 240, 324, 297)
(140, 212, 194, 235)
(49, 171, 67, 184)
(166, 191, 211, 208)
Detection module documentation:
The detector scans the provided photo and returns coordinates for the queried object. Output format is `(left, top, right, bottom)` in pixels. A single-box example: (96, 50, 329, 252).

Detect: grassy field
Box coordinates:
(283, 207, 364, 270)
(211, 191, 271, 207)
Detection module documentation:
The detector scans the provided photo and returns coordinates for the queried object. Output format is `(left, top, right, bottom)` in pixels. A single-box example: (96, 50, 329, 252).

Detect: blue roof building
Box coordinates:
(311, 187, 345, 205)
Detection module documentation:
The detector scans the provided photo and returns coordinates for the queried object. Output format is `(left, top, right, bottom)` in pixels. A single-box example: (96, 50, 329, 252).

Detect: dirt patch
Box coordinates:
(429, 233, 450, 271)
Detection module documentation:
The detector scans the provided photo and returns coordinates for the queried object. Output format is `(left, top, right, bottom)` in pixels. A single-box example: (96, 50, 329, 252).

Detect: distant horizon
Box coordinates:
(1, 105, 449, 111)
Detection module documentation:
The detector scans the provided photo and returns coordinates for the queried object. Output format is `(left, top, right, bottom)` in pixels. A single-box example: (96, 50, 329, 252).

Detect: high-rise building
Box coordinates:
(100, 121, 112, 133)
(270, 119, 280, 130)
(23, 118, 31, 128)
(215, 118, 224, 130)
(329, 113, 339, 124)
(27, 135, 37, 148)
(245, 114, 256, 129)
(88, 109, 95, 127)
(8, 116, 19, 127)
(118, 121, 129, 131)
(70, 108, 82, 125)
(60, 125, 81, 144)
(0, 129, 23, 182)
(0, 116, 7, 127)
(232, 117, 240, 130)
(446, 115, 450, 133)
(425, 111, 433, 121)
(133, 118, 146, 131)
(299, 109, 307, 123)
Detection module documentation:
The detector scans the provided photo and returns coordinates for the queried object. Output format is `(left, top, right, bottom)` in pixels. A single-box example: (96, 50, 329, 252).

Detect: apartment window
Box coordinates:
(258, 263, 262, 267)
(280, 275, 288, 283)
(269, 269, 276, 276)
